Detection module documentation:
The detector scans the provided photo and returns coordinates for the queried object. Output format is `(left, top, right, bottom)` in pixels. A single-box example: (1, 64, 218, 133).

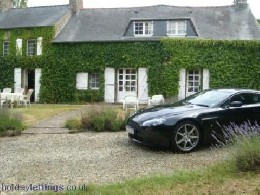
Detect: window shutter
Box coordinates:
(202, 69, 210, 90)
(178, 68, 186, 100)
(35, 68, 42, 102)
(14, 68, 22, 92)
(138, 68, 148, 104)
(16, 39, 22, 55)
(104, 68, 115, 103)
(37, 37, 43, 56)
(76, 73, 88, 90)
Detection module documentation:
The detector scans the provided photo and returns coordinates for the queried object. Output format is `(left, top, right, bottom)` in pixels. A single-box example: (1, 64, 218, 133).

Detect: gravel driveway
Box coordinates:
(0, 132, 229, 186)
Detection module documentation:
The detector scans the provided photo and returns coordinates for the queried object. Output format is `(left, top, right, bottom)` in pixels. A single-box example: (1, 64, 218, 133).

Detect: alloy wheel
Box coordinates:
(175, 123, 200, 152)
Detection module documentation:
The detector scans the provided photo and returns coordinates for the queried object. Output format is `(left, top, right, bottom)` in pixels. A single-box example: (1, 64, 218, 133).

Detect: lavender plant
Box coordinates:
(212, 120, 260, 172)
(212, 120, 260, 146)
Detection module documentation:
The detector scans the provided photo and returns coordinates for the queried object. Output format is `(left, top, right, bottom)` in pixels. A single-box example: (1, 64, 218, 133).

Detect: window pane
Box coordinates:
(27, 39, 36, 56)
(3, 41, 9, 56)
(134, 22, 143, 35)
(135, 22, 152, 35)
(89, 73, 99, 89)
(168, 21, 186, 35)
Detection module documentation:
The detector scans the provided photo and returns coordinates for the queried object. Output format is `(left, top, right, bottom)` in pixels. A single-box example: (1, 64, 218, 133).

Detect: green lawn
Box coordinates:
(15, 104, 85, 127)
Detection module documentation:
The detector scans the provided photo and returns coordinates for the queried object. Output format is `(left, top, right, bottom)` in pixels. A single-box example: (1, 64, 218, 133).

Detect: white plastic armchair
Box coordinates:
(0, 93, 7, 109)
(2, 88, 12, 93)
(14, 87, 25, 94)
(123, 93, 139, 111)
(20, 89, 33, 108)
(148, 95, 165, 106)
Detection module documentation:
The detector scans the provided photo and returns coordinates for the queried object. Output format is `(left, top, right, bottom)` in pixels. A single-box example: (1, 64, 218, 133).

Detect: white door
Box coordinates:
(186, 70, 201, 97)
(117, 68, 137, 102)
(35, 68, 41, 102)
(104, 68, 115, 103)
(14, 68, 22, 92)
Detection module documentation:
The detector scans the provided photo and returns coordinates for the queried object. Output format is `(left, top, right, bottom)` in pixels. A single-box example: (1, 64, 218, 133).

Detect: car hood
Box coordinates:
(131, 104, 208, 125)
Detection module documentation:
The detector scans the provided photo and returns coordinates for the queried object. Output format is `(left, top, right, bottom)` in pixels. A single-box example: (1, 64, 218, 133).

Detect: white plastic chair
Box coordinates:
(5, 94, 20, 109)
(123, 93, 139, 111)
(2, 88, 12, 93)
(148, 95, 165, 106)
(20, 89, 33, 108)
(14, 87, 24, 94)
(0, 93, 7, 109)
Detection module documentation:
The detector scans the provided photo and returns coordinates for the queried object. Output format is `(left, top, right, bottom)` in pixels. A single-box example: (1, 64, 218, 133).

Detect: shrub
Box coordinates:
(80, 105, 130, 132)
(212, 121, 260, 172)
(231, 136, 260, 172)
(0, 108, 24, 136)
(65, 118, 82, 130)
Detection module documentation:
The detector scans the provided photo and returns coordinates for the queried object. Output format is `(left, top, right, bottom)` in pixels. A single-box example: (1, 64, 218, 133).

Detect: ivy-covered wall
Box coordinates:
(0, 27, 54, 91)
(1, 27, 259, 104)
(161, 39, 260, 96)
(41, 42, 166, 103)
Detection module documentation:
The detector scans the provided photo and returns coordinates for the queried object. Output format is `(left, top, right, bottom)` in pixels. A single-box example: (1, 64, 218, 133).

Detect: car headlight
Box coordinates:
(142, 118, 166, 127)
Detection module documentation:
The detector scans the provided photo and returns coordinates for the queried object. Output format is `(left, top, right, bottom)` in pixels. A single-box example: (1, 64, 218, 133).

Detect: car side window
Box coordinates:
(230, 93, 260, 105)
(222, 93, 260, 107)
(252, 94, 260, 104)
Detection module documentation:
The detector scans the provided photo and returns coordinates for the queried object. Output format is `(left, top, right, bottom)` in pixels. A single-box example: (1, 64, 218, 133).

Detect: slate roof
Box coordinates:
(54, 4, 260, 42)
(0, 5, 70, 29)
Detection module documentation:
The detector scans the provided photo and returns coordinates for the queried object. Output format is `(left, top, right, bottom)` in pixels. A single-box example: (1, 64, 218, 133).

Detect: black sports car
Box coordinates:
(126, 89, 260, 153)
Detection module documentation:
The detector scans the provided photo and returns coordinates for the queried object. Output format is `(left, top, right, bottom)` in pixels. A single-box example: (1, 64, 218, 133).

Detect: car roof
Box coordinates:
(211, 88, 260, 94)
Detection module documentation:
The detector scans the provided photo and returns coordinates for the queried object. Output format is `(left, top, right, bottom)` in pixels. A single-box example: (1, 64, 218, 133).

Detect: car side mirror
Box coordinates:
(229, 101, 243, 108)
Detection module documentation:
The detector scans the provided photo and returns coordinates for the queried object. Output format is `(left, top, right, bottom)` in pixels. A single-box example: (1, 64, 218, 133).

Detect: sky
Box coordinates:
(27, 0, 260, 19)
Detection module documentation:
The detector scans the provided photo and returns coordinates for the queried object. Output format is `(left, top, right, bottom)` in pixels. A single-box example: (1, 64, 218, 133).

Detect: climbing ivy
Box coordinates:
(40, 42, 165, 103)
(161, 39, 260, 97)
(0, 27, 259, 103)
(0, 27, 54, 94)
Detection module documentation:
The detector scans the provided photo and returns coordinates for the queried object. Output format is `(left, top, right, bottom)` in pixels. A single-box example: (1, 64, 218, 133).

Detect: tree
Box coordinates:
(13, 0, 27, 8)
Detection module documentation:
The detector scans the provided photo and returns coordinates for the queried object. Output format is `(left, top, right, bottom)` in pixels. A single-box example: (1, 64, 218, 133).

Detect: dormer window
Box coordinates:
(134, 21, 153, 36)
(167, 20, 187, 36)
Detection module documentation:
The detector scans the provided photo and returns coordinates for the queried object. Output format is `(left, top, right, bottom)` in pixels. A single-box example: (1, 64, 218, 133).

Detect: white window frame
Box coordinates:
(27, 39, 37, 56)
(186, 69, 201, 94)
(3, 41, 9, 56)
(134, 21, 153, 37)
(89, 73, 99, 90)
(167, 20, 187, 37)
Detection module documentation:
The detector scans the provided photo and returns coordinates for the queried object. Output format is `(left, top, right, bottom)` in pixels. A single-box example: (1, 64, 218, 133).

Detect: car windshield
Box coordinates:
(182, 90, 233, 107)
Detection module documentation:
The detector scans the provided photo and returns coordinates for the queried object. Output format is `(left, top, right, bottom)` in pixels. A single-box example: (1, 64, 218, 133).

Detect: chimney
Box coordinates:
(0, 0, 13, 11)
(69, 0, 83, 14)
(234, 0, 248, 8)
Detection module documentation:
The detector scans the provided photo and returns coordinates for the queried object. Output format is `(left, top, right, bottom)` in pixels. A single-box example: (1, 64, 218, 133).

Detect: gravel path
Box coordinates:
(0, 107, 230, 188)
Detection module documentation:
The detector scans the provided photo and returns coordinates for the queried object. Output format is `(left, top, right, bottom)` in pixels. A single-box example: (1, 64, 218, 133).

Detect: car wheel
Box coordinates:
(171, 121, 201, 153)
